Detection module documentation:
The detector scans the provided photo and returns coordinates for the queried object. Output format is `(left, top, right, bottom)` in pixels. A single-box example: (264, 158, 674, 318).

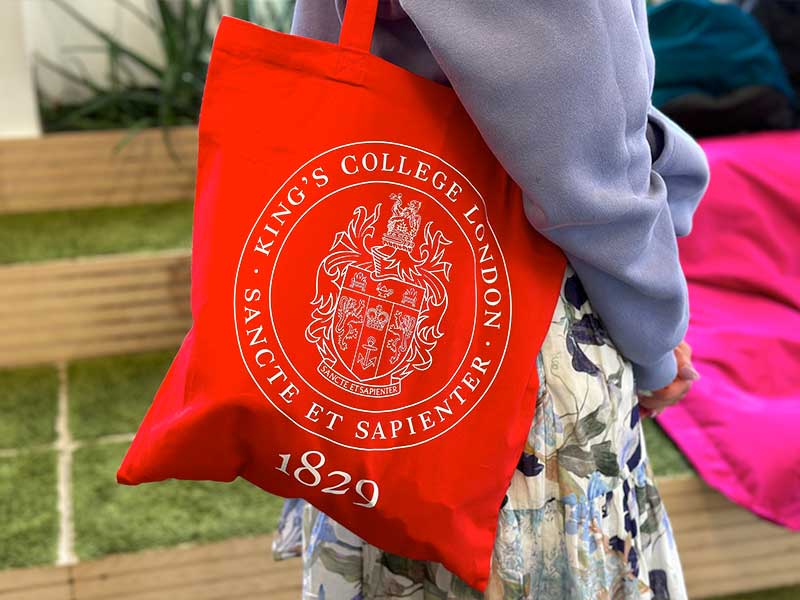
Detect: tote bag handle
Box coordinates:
(339, 0, 380, 52)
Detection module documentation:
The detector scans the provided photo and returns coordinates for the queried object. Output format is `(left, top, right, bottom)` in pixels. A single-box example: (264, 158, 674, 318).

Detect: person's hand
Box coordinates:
(638, 341, 699, 418)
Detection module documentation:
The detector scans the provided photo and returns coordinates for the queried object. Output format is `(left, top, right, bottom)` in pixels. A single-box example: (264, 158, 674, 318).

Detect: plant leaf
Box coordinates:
(51, 0, 164, 77)
(35, 53, 104, 94)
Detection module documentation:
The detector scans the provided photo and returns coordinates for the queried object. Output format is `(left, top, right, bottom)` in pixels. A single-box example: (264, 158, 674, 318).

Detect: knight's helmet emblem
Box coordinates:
(372, 193, 422, 278)
(382, 193, 421, 250)
(306, 191, 453, 398)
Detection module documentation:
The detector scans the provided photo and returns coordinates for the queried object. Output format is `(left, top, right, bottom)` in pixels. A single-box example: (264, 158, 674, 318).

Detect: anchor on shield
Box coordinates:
(326, 264, 425, 396)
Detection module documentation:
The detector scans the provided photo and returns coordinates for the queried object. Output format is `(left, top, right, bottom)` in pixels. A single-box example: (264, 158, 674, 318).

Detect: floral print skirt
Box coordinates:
(272, 267, 687, 599)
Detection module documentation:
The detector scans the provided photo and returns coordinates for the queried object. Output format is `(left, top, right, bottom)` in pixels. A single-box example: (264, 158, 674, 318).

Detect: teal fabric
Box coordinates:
(649, 0, 796, 107)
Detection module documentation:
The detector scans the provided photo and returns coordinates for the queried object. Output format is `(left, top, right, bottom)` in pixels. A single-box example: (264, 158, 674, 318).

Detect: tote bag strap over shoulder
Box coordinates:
(339, 0, 379, 51)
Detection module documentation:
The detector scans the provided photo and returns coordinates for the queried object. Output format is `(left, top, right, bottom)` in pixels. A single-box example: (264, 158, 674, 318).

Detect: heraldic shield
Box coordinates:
(308, 193, 449, 399)
(117, 0, 567, 591)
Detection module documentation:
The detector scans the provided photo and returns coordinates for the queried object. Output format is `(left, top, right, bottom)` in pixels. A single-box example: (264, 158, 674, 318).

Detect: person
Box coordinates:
(273, 1, 711, 598)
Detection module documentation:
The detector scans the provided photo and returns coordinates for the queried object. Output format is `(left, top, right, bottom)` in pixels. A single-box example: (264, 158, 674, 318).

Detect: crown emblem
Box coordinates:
(401, 288, 418, 308)
(365, 304, 390, 331)
(382, 193, 422, 252)
(349, 271, 368, 291)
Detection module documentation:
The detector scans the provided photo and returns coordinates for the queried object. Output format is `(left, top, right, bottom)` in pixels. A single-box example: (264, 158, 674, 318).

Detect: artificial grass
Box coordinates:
(643, 418, 692, 476)
(0, 365, 59, 449)
(69, 349, 176, 440)
(0, 200, 193, 264)
(0, 451, 58, 569)
(72, 442, 284, 561)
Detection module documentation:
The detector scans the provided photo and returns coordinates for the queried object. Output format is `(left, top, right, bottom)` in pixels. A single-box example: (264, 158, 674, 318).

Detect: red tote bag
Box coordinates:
(118, 0, 565, 590)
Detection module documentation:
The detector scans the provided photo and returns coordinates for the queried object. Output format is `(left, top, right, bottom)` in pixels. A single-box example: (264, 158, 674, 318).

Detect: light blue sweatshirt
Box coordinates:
(291, 0, 711, 390)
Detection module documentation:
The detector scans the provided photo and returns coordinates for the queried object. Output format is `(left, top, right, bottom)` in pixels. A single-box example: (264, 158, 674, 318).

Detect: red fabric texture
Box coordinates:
(658, 130, 800, 530)
(117, 0, 566, 590)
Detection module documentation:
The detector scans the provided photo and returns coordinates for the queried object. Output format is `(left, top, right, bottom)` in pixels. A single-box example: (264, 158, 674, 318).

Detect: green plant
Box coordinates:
(38, 0, 295, 133)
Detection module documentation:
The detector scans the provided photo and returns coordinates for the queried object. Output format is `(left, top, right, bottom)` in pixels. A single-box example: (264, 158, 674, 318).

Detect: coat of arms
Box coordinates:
(305, 193, 452, 397)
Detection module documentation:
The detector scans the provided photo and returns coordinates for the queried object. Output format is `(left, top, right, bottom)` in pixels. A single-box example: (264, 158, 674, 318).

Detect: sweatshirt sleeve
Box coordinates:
(399, 0, 710, 390)
(648, 106, 710, 238)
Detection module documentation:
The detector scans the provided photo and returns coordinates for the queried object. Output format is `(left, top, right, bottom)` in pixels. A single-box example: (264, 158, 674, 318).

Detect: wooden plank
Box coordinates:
(657, 473, 708, 496)
(0, 275, 191, 316)
(80, 572, 299, 600)
(75, 555, 289, 599)
(0, 143, 195, 176)
(0, 268, 190, 300)
(0, 538, 302, 600)
(680, 535, 800, 574)
(0, 309, 191, 349)
(674, 512, 794, 551)
(0, 250, 192, 367)
(2, 506, 796, 600)
(689, 573, 800, 600)
(0, 127, 197, 166)
(0, 563, 71, 600)
(262, 586, 305, 600)
(4, 332, 187, 369)
(72, 536, 301, 600)
(0, 139, 197, 166)
(0, 126, 197, 213)
(3, 313, 191, 350)
(660, 473, 793, 533)
(7, 175, 194, 198)
(685, 556, 800, 599)
(658, 474, 800, 598)
(73, 536, 272, 579)
(0, 281, 190, 312)
(657, 475, 733, 514)
(0, 300, 190, 336)
(0, 584, 72, 600)
(669, 502, 752, 534)
(0, 249, 190, 279)
(1, 323, 190, 367)
(5, 167, 194, 193)
(0, 289, 190, 321)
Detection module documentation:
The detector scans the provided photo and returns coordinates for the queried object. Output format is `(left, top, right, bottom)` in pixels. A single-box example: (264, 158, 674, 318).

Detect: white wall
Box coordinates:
(22, 0, 167, 105)
(0, 0, 41, 139)
(0, 0, 293, 139)
(21, 0, 293, 104)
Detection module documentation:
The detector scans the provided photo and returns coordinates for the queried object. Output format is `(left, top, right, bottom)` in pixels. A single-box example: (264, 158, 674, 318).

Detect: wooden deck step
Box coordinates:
(1, 480, 797, 599)
(659, 476, 800, 599)
(0, 250, 191, 368)
(0, 127, 197, 214)
(0, 563, 72, 600)
(0, 536, 302, 600)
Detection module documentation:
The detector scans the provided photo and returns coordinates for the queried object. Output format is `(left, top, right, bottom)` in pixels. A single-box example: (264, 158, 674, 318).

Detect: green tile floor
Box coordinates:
(68, 351, 178, 440)
(0, 349, 283, 571)
(0, 348, 795, 600)
(0, 366, 59, 448)
(0, 451, 58, 569)
(73, 442, 283, 561)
